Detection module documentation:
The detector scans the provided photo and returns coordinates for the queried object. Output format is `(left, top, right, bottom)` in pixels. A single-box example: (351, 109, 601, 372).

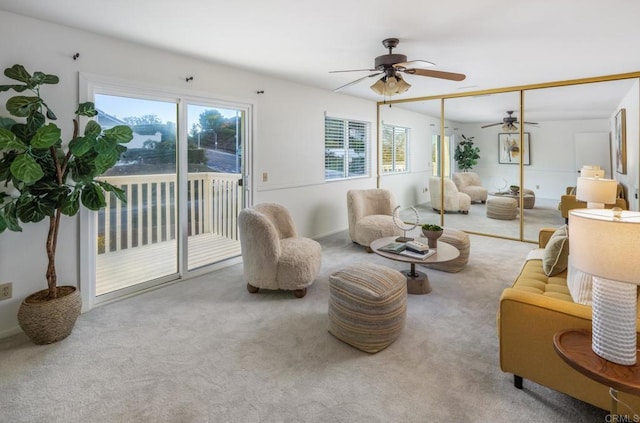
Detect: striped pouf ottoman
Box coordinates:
(328, 263, 407, 353)
(486, 197, 518, 220)
(423, 228, 470, 273)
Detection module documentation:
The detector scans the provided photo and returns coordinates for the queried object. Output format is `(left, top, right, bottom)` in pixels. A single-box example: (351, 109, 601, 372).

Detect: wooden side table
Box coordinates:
(553, 329, 640, 416)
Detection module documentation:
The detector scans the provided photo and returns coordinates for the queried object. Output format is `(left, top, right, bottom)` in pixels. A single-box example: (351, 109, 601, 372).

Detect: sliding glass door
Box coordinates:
(82, 83, 250, 305)
(94, 94, 179, 297)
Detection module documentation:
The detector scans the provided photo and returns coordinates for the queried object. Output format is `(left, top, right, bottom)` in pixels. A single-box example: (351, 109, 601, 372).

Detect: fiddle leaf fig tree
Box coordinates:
(0, 64, 133, 300)
(454, 134, 480, 171)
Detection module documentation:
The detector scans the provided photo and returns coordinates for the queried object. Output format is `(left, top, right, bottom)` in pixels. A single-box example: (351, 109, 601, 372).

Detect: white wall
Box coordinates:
(455, 119, 610, 199)
(0, 11, 376, 336)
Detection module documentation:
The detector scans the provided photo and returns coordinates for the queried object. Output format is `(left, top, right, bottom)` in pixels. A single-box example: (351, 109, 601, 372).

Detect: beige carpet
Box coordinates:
(0, 229, 606, 422)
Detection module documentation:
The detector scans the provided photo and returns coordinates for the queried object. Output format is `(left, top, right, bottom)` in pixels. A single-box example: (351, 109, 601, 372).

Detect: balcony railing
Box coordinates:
(97, 172, 243, 254)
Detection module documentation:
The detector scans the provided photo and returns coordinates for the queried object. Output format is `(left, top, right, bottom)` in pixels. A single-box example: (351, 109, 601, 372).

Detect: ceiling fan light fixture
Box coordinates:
(502, 122, 518, 132)
(370, 74, 411, 96)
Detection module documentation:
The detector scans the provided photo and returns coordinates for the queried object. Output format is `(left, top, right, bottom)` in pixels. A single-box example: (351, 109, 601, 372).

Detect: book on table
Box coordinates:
(379, 242, 406, 253)
(400, 249, 436, 260)
(405, 240, 429, 253)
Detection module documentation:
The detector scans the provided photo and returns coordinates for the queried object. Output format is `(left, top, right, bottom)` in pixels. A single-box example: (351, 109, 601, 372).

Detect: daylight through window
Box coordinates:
(382, 124, 409, 173)
(324, 116, 370, 180)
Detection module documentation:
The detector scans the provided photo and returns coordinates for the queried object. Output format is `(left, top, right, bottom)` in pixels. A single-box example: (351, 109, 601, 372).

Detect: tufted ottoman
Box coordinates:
(328, 263, 407, 353)
(486, 197, 518, 220)
(423, 228, 470, 273)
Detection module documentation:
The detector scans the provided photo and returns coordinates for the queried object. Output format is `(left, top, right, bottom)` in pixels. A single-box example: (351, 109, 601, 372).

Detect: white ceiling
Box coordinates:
(2, 0, 640, 122)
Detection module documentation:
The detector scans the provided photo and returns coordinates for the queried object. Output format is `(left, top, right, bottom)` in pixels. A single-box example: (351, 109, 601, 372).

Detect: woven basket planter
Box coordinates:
(17, 286, 82, 345)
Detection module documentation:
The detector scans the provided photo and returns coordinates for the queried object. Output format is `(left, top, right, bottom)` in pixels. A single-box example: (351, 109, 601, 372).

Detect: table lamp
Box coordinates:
(569, 209, 640, 365)
(576, 177, 617, 208)
(580, 165, 605, 178)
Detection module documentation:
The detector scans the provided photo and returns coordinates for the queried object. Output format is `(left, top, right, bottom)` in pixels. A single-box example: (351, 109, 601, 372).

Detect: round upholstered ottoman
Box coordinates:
(423, 228, 470, 273)
(486, 197, 518, 220)
(328, 263, 407, 353)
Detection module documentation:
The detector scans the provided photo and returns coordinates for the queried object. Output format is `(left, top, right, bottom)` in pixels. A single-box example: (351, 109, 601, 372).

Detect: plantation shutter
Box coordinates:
(324, 116, 370, 180)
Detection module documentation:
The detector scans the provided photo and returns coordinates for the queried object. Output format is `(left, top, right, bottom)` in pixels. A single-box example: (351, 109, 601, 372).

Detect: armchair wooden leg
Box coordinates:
(514, 375, 523, 389)
(247, 283, 259, 294)
(293, 288, 307, 298)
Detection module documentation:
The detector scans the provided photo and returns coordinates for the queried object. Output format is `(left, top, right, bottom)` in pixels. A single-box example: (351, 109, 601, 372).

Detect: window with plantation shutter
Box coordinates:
(381, 124, 409, 173)
(324, 116, 370, 180)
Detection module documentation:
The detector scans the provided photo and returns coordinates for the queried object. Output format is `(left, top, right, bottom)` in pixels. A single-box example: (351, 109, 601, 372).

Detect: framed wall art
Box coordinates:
(614, 108, 626, 174)
(498, 132, 530, 165)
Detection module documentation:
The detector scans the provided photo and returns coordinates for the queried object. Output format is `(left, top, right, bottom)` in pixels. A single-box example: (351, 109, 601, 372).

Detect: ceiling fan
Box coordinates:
(481, 111, 539, 131)
(330, 38, 466, 96)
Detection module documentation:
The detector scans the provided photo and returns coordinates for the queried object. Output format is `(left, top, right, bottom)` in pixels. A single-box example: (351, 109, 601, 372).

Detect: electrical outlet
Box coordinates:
(262, 172, 268, 182)
(0, 282, 12, 301)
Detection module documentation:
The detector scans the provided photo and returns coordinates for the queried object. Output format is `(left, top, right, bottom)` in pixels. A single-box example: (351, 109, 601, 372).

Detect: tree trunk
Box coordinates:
(45, 209, 61, 300)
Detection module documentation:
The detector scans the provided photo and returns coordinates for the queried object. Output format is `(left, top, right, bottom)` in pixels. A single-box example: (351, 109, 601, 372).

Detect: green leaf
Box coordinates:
(103, 125, 133, 143)
(4, 65, 30, 83)
(6, 96, 42, 118)
(26, 111, 45, 133)
(94, 139, 116, 154)
(0, 84, 28, 93)
(95, 150, 119, 174)
(80, 183, 105, 211)
(0, 128, 27, 151)
(69, 136, 93, 157)
(76, 102, 98, 117)
(84, 120, 101, 137)
(0, 117, 16, 130)
(45, 107, 57, 120)
(61, 189, 80, 216)
(98, 181, 126, 203)
(31, 72, 58, 86)
(2, 203, 22, 232)
(10, 154, 44, 184)
(31, 124, 61, 149)
(0, 212, 6, 233)
(15, 195, 48, 223)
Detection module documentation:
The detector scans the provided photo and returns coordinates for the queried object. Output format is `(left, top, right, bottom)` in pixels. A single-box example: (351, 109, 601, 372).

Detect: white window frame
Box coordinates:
(324, 115, 371, 181)
(381, 123, 409, 174)
(78, 72, 253, 311)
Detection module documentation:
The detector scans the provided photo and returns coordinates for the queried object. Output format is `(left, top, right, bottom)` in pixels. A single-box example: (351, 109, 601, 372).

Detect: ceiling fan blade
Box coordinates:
(523, 121, 539, 125)
(480, 122, 502, 128)
(329, 68, 376, 73)
(333, 72, 383, 91)
(393, 60, 435, 70)
(405, 68, 466, 81)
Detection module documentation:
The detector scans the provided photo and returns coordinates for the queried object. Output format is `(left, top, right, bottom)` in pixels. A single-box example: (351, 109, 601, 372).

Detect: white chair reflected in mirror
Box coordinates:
(452, 172, 488, 203)
(429, 177, 471, 214)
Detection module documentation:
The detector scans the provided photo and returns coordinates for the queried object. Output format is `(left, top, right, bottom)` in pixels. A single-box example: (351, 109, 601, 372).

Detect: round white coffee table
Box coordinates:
(370, 236, 460, 295)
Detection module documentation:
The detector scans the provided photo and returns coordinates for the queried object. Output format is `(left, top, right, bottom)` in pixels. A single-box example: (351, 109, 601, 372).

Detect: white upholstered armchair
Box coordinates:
(452, 172, 488, 203)
(347, 188, 403, 251)
(429, 177, 471, 214)
(238, 203, 322, 298)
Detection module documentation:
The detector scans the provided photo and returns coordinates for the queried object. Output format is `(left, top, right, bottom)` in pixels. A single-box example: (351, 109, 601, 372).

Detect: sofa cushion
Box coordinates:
(542, 234, 569, 276)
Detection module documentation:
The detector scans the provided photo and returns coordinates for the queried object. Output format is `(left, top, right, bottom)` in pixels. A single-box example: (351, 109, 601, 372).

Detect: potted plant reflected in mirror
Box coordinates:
(421, 224, 443, 248)
(510, 185, 520, 195)
(0, 65, 133, 344)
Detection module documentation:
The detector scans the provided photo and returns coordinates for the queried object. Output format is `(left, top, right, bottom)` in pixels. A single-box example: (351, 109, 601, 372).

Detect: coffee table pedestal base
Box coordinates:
(402, 264, 432, 295)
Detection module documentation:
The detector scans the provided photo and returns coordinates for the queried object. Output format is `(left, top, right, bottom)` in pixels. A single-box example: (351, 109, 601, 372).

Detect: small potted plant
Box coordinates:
(421, 223, 444, 248)
(0, 64, 133, 344)
(510, 185, 520, 195)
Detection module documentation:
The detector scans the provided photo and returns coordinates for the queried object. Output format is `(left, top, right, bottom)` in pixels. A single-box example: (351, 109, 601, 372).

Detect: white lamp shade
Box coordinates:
(575, 177, 617, 206)
(580, 165, 605, 178)
(569, 209, 640, 284)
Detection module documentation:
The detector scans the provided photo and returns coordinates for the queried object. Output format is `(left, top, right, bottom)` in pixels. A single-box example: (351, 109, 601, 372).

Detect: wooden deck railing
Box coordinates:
(97, 172, 243, 254)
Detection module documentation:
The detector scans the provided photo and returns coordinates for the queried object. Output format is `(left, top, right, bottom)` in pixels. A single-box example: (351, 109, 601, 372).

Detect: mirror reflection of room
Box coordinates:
(390, 77, 639, 242)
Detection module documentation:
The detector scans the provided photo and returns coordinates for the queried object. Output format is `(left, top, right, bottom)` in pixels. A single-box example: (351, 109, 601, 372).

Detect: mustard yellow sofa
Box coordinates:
(498, 228, 640, 414)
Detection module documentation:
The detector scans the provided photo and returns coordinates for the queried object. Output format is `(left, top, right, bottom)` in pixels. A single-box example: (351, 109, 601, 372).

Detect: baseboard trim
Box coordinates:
(0, 325, 22, 340)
